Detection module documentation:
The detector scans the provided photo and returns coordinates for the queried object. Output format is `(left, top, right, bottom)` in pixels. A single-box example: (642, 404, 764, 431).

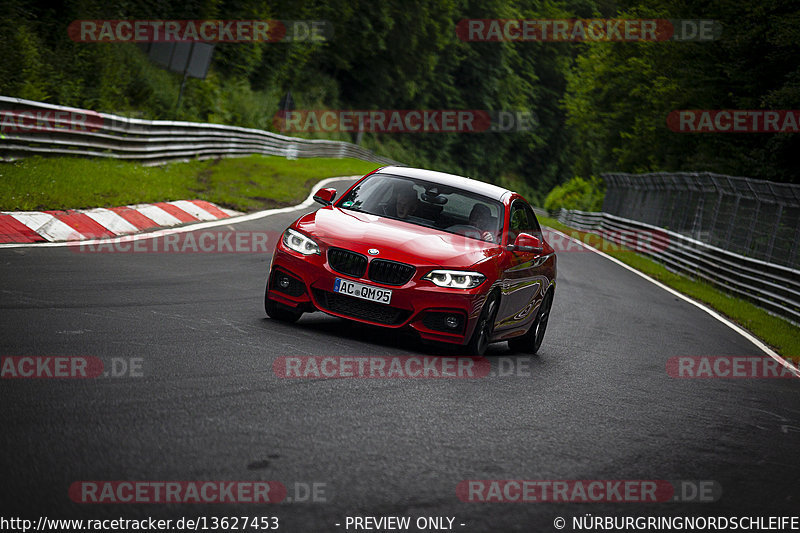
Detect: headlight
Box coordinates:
(282, 228, 320, 255)
(422, 270, 485, 289)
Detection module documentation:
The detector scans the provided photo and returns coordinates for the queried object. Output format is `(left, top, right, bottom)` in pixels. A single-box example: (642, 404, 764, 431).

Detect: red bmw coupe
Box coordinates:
(265, 166, 557, 355)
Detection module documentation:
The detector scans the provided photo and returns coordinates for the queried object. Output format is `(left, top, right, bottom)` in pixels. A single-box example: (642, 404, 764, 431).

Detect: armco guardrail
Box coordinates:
(602, 172, 800, 270)
(0, 96, 398, 166)
(553, 208, 800, 325)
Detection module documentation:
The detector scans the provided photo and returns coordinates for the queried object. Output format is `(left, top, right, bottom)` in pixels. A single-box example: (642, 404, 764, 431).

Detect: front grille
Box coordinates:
(327, 248, 367, 277)
(368, 259, 416, 286)
(312, 289, 410, 325)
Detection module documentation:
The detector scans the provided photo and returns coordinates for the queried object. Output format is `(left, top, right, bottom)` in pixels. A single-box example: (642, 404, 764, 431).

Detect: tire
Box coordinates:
(264, 283, 302, 323)
(466, 291, 500, 356)
(508, 290, 553, 354)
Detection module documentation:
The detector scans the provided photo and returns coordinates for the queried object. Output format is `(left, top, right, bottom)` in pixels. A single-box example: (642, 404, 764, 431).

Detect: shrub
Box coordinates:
(543, 176, 605, 212)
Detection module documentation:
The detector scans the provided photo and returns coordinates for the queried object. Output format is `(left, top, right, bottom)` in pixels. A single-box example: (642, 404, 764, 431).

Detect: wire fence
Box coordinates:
(602, 172, 800, 270)
(0, 96, 399, 166)
(554, 209, 800, 325)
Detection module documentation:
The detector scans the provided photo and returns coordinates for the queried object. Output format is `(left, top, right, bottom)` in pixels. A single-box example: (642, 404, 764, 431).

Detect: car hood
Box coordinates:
(294, 207, 502, 267)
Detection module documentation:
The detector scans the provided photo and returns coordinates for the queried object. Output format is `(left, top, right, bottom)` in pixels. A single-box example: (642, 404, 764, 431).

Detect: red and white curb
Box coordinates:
(0, 200, 240, 243)
(0, 175, 361, 249)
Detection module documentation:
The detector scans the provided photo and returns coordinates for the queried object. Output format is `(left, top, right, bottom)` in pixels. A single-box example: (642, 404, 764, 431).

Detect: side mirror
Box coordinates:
(508, 233, 543, 254)
(313, 188, 337, 206)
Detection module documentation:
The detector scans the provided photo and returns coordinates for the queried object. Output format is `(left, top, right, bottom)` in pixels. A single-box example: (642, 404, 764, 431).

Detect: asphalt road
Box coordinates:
(1, 177, 798, 532)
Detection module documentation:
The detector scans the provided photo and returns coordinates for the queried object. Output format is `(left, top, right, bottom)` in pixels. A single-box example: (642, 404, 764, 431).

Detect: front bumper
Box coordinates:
(267, 246, 492, 345)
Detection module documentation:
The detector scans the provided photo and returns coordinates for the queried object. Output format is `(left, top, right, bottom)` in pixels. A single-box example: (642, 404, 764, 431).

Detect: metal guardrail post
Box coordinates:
(679, 174, 696, 234)
(723, 185, 741, 251)
(742, 179, 760, 257)
(707, 175, 724, 247)
(791, 224, 800, 269)
(765, 203, 782, 263)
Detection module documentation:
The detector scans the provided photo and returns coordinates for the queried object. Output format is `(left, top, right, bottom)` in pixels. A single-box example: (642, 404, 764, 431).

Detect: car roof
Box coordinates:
(375, 166, 512, 202)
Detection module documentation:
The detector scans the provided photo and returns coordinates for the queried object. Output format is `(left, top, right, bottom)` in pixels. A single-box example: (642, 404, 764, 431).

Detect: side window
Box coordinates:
(508, 204, 528, 242)
(528, 205, 542, 235)
(508, 201, 541, 241)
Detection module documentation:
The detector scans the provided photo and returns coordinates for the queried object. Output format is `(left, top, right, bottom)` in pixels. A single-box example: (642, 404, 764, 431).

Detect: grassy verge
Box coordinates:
(539, 216, 799, 360)
(0, 155, 381, 212)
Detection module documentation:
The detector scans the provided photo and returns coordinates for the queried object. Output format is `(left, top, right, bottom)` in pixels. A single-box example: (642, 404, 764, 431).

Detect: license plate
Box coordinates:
(333, 278, 392, 305)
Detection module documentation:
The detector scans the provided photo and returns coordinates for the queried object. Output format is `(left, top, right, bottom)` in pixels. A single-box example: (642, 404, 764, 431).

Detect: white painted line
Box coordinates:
(547, 227, 799, 377)
(8, 212, 85, 242)
(170, 200, 219, 221)
(82, 208, 140, 235)
(0, 175, 360, 249)
(130, 204, 184, 227)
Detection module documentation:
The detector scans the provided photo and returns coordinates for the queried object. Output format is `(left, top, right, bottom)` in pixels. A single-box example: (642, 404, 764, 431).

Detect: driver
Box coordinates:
(469, 203, 495, 242)
(393, 184, 419, 219)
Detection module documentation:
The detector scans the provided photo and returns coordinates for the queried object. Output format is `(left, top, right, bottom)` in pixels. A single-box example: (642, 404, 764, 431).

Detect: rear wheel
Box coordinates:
(466, 291, 500, 356)
(508, 290, 553, 354)
(264, 283, 303, 323)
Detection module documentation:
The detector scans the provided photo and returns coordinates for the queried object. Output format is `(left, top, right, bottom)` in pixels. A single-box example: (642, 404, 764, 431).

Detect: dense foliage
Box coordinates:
(562, 0, 800, 183)
(543, 176, 605, 212)
(2, 0, 797, 206)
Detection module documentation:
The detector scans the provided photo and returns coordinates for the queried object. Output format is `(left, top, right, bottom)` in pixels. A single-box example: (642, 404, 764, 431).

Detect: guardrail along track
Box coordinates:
(0, 96, 398, 166)
(553, 208, 800, 325)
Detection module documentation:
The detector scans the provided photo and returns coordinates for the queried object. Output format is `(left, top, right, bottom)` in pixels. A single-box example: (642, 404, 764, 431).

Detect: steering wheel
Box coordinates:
(446, 224, 495, 242)
(446, 224, 481, 235)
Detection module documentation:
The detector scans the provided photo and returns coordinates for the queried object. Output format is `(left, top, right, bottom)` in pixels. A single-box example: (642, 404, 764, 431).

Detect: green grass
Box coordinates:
(539, 216, 800, 360)
(0, 155, 381, 212)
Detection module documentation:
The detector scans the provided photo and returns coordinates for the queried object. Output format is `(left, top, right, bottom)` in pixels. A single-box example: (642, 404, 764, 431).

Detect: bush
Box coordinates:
(543, 176, 605, 212)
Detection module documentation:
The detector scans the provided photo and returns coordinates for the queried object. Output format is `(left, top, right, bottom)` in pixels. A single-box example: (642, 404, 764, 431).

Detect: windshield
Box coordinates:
(336, 174, 504, 243)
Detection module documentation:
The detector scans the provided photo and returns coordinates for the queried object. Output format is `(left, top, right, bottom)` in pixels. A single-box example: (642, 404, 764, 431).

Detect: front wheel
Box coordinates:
(508, 290, 553, 354)
(264, 284, 302, 323)
(466, 291, 500, 356)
